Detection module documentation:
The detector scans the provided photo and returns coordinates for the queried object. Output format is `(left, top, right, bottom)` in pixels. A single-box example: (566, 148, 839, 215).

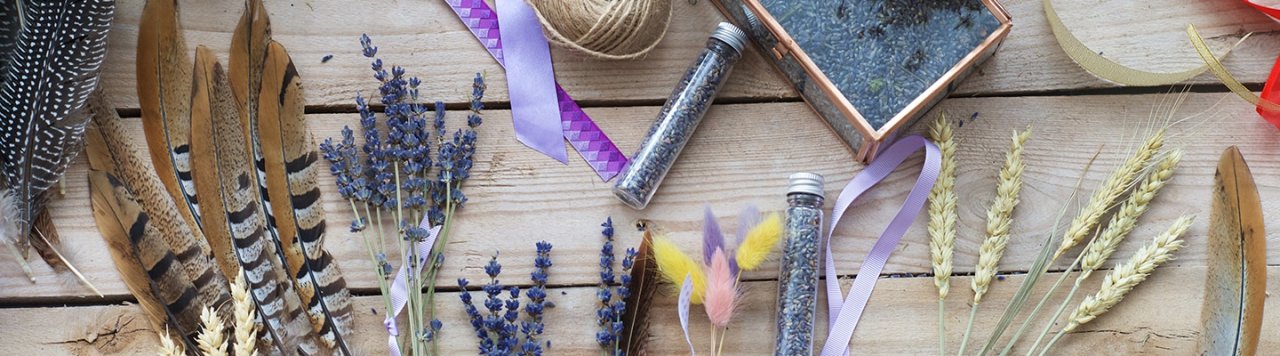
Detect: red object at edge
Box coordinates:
(1258, 55, 1280, 127)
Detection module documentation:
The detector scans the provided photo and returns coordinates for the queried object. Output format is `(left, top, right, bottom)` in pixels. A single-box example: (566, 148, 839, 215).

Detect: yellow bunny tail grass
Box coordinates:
(927, 116, 958, 299)
(653, 236, 706, 304)
(158, 328, 184, 356)
(972, 128, 1031, 304)
(1036, 216, 1191, 356)
(197, 306, 229, 356)
(231, 269, 259, 356)
(1054, 129, 1165, 260)
(735, 213, 783, 271)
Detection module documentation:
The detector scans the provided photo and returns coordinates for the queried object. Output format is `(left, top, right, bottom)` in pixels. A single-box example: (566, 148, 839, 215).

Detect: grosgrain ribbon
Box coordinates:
(819, 135, 940, 356)
(385, 222, 442, 356)
(678, 274, 697, 356)
(495, 0, 569, 163)
(446, 0, 629, 180)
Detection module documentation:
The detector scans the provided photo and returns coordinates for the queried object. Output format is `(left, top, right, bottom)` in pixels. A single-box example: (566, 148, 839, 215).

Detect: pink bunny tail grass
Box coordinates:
(704, 248, 739, 328)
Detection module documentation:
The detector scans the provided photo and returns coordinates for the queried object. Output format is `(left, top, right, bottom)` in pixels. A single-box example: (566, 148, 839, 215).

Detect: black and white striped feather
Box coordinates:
(0, 0, 114, 252)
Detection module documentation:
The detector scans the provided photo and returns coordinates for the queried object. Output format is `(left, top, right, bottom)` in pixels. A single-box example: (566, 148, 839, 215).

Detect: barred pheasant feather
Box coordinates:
(0, 0, 113, 261)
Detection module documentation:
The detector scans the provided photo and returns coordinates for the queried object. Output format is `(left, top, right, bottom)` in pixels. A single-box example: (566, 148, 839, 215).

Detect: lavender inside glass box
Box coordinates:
(711, 0, 1011, 161)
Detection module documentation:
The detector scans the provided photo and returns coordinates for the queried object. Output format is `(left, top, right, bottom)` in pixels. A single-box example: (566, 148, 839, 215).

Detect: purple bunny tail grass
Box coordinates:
(736, 205, 761, 245)
(702, 205, 725, 266)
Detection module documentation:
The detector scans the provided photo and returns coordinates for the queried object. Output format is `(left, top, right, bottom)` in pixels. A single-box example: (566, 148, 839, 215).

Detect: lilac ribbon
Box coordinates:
(678, 274, 696, 356)
(446, 0, 629, 180)
(494, 0, 568, 163)
(385, 221, 442, 356)
(819, 135, 940, 356)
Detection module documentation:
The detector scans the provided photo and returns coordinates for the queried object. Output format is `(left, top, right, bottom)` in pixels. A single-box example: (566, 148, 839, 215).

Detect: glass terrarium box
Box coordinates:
(710, 0, 1012, 161)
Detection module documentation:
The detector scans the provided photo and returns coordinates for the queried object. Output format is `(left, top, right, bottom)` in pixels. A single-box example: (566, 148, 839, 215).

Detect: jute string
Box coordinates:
(527, 0, 673, 60)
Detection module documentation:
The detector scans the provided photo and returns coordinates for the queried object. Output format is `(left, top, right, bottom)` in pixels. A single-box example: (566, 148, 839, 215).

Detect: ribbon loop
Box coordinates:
(820, 135, 941, 356)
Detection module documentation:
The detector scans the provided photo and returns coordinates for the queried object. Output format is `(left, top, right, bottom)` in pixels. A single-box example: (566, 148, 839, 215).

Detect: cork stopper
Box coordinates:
(787, 172, 825, 197)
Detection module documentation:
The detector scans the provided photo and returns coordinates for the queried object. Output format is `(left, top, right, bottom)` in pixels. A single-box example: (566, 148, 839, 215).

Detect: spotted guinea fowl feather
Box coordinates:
(0, 0, 114, 255)
(188, 46, 326, 355)
(85, 91, 233, 324)
(0, 0, 23, 85)
(136, 0, 206, 261)
(258, 40, 354, 353)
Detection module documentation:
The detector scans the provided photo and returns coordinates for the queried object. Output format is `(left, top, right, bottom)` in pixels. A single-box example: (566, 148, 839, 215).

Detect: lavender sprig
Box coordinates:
(594, 218, 633, 356)
(459, 242, 554, 356)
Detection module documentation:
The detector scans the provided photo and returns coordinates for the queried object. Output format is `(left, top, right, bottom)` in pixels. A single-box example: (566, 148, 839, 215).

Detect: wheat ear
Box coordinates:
(158, 328, 184, 356)
(958, 127, 1031, 355)
(231, 269, 259, 356)
(1053, 129, 1165, 260)
(1037, 215, 1192, 355)
(927, 116, 959, 355)
(197, 306, 228, 356)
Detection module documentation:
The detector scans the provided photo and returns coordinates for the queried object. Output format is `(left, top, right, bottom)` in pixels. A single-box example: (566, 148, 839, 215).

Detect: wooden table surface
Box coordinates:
(3, 0, 1279, 355)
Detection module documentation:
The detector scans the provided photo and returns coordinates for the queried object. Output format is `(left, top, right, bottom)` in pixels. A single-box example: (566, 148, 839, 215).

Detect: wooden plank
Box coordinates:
(1, 266, 1276, 355)
(1, 93, 1277, 300)
(94, 0, 1279, 110)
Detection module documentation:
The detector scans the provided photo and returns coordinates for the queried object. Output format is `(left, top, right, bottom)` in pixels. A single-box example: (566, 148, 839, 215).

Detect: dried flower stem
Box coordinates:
(1034, 216, 1192, 356)
(927, 116, 958, 356)
(957, 128, 1030, 355)
(1003, 150, 1181, 355)
(1053, 129, 1165, 260)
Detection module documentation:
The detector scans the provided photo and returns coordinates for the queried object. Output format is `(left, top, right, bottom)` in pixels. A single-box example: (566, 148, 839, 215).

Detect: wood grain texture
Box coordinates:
(0, 266, 1276, 355)
(3, 93, 1278, 301)
(90, 0, 1280, 110)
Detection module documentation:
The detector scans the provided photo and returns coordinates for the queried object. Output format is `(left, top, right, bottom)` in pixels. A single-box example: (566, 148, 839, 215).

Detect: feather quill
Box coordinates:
(0, 0, 114, 255)
(703, 248, 737, 327)
(188, 46, 325, 355)
(621, 223, 658, 356)
(136, 0, 205, 255)
(27, 208, 63, 271)
(86, 91, 232, 321)
(1198, 146, 1266, 356)
(257, 39, 353, 353)
(653, 235, 706, 304)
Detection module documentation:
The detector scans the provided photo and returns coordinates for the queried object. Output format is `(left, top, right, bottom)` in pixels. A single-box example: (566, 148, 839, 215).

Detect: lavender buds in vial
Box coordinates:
(612, 23, 748, 209)
(775, 173, 825, 356)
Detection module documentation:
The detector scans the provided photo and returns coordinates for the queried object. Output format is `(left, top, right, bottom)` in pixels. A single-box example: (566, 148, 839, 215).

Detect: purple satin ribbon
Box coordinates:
(385, 221, 442, 356)
(446, 0, 629, 180)
(495, 0, 568, 163)
(820, 135, 941, 356)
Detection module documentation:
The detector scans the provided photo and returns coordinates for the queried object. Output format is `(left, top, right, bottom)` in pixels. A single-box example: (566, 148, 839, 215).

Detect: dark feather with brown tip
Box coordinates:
(621, 222, 659, 356)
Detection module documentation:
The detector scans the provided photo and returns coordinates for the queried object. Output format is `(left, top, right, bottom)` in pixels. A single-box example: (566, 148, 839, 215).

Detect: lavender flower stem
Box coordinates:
(424, 181, 457, 356)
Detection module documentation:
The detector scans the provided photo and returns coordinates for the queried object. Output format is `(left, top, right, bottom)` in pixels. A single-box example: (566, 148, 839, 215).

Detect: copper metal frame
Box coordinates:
(710, 0, 1013, 161)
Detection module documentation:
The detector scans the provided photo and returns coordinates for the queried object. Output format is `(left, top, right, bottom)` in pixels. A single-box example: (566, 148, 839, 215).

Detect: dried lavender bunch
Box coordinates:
(459, 242, 555, 356)
(595, 218, 637, 356)
(319, 34, 485, 356)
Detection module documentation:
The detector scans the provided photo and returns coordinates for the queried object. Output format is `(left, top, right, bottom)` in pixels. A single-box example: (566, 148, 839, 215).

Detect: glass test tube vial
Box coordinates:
(611, 22, 748, 209)
(775, 172, 825, 356)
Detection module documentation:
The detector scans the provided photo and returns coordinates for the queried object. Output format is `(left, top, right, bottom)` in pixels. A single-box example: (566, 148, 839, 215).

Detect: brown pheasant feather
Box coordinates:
(28, 208, 63, 271)
(1199, 146, 1266, 356)
(188, 46, 326, 355)
(85, 91, 233, 322)
(227, 0, 284, 262)
(136, 0, 205, 249)
(621, 223, 658, 355)
(88, 170, 203, 351)
(257, 40, 353, 353)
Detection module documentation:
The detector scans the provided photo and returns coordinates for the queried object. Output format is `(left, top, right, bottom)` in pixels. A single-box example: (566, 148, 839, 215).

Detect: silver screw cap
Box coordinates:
(711, 22, 748, 54)
(788, 172, 825, 196)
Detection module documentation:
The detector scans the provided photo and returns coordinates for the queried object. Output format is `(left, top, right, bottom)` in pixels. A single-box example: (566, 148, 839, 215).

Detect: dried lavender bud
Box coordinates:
(612, 23, 747, 209)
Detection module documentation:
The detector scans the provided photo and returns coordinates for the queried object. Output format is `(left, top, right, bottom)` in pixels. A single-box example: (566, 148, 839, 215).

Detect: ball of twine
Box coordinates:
(527, 0, 673, 60)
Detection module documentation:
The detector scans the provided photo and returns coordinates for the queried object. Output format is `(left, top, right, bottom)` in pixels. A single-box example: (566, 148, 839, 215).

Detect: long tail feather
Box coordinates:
(1199, 146, 1266, 355)
(85, 91, 233, 321)
(188, 46, 325, 355)
(88, 170, 202, 351)
(136, 0, 204, 248)
(258, 40, 353, 353)
(0, 0, 115, 254)
(621, 225, 658, 356)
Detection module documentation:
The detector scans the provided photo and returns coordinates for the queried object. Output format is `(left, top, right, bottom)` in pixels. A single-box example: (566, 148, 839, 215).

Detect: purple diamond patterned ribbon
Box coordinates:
(447, 0, 628, 180)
